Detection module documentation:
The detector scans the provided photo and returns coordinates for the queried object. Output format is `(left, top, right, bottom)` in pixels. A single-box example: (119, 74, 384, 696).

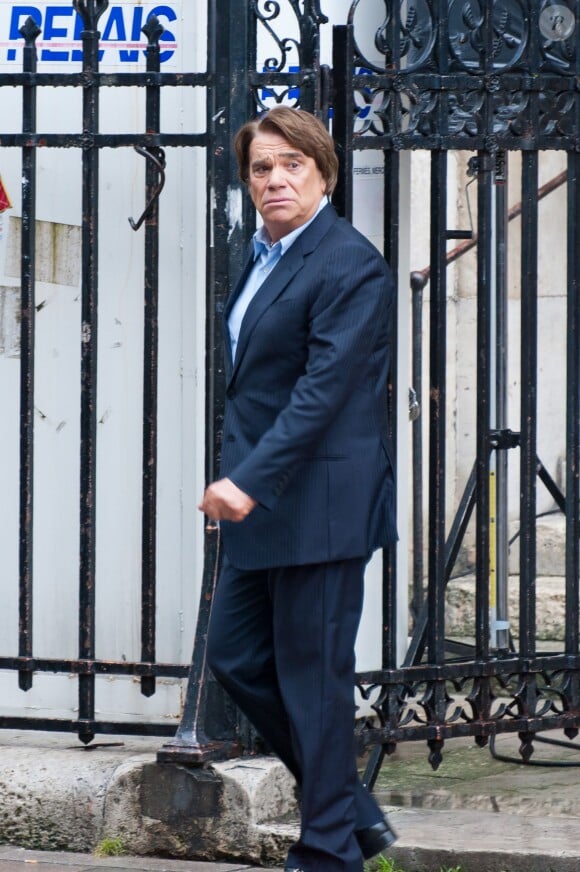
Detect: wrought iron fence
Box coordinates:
(0, 0, 579, 782)
(329, 1, 580, 780)
(0, 0, 215, 743)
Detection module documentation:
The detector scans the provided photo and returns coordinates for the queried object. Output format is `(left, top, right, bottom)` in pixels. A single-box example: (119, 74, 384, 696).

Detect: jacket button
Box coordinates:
(226, 434, 236, 442)
(226, 388, 235, 399)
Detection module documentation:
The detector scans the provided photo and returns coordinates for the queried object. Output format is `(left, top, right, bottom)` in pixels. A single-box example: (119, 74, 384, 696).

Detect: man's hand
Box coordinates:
(198, 477, 257, 522)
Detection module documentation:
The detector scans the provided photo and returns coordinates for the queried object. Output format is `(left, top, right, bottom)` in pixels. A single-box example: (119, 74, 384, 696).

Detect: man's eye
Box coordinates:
(253, 165, 268, 176)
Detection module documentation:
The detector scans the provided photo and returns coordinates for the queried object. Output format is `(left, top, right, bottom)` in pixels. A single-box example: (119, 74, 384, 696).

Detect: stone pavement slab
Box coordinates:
(387, 806, 580, 872)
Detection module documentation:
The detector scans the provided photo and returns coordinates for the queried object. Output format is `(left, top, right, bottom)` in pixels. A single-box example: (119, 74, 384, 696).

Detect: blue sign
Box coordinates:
(1, 3, 179, 65)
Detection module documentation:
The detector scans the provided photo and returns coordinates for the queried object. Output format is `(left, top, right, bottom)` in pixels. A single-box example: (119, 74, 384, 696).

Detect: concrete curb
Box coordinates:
(0, 738, 297, 865)
(0, 738, 123, 852)
(101, 756, 297, 864)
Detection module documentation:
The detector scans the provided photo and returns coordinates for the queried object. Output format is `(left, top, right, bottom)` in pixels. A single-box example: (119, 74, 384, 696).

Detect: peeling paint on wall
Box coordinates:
(5, 217, 81, 287)
(0, 285, 20, 358)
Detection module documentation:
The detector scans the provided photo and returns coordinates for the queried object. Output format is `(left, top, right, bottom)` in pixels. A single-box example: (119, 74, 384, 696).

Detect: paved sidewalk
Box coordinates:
(0, 848, 278, 872)
(1, 729, 580, 871)
(2, 803, 580, 872)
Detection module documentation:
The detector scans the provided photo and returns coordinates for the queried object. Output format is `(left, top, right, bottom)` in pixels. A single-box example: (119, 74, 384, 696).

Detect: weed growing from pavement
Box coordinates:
(94, 837, 126, 857)
(365, 857, 405, 872)
(365, 858, 464, 872)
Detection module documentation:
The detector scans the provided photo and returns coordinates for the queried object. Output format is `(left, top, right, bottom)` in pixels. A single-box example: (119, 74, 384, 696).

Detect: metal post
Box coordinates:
(75, 0, 108, 746)
(564, 150, 580, 738)
(140, 16, 165, 699)
(491, 151, 510, 652)
(474, 150, 493, 662)
(383, 145, 399, 671)
(565, 152, 580, 655)
(18, 16, 41, 693)
(427, 151, 447, 668)
(519, 150, 539, 661)
(473, 0, 495, 663)
(331, 25, 353, 221)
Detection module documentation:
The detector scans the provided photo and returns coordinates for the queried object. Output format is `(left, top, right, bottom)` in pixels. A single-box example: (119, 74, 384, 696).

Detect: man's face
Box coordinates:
(247, 130, 326, 243)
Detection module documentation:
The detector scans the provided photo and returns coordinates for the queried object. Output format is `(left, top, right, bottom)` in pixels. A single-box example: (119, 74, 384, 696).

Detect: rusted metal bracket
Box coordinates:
(128, 145, 166, 231)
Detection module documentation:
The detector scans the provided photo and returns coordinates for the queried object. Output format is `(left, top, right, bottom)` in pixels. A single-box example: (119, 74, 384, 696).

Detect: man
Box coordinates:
(200, 106, 397, 872)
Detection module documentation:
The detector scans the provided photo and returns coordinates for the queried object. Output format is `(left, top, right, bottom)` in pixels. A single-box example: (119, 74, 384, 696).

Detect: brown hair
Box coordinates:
(234, 106, 339, 195)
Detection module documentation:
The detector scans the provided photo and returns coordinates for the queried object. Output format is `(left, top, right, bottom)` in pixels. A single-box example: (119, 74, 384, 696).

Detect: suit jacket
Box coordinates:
(219, 203, 396, 570)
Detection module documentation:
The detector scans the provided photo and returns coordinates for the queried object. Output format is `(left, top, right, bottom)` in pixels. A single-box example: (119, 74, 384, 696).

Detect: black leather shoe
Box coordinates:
(356, 819, 398, 859)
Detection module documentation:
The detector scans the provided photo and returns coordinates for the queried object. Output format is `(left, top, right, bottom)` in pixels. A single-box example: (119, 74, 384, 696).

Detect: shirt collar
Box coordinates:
(252, 196, 328, 260)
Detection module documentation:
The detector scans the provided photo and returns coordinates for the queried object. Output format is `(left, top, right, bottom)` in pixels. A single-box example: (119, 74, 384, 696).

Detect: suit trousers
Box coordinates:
(207, 556, 384, 872)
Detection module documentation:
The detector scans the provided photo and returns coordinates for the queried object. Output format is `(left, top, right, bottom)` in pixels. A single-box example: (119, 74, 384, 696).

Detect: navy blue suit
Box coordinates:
(207, 204, 396, 872)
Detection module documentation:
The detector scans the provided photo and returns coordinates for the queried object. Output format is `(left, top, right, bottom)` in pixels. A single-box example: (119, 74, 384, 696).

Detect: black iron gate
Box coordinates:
(1, 0, 579, 777)
(0, 0, 229, 743)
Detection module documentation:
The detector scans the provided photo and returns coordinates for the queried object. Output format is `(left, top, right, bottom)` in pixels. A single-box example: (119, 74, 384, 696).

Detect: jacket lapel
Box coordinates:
(227, 204, 338, 384)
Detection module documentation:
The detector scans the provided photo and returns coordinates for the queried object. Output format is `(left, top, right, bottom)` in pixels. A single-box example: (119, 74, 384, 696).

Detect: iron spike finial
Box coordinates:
(19, 15, 42, 45)
(72, 0, 109, 28)
(142, 15, 165, 48)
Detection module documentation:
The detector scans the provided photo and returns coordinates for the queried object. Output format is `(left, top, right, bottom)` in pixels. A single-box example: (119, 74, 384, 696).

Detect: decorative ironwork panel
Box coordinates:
(249, 0, 330, 116)
(248, 1, 579, 151)
(333, 0, 580, 152)
(338, 1, 580, 776)
(356, 657, 580, 764)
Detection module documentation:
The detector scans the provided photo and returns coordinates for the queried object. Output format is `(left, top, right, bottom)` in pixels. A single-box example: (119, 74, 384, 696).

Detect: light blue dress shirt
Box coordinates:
(228, 198, 328, 359)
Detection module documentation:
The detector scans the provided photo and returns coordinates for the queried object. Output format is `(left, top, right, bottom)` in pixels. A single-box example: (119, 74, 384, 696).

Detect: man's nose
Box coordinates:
(267, 163, 286, 186)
